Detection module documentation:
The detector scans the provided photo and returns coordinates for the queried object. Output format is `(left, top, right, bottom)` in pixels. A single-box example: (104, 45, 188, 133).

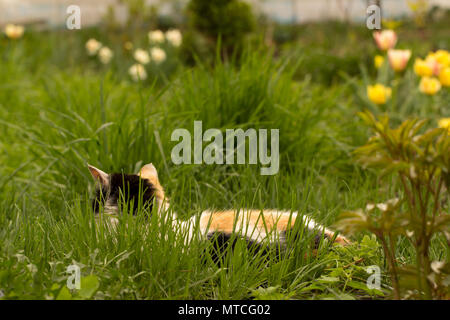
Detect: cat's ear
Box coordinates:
(87, 164, 109, 187)
(139, 163, 159, 183)
(139, 163, 168, 210)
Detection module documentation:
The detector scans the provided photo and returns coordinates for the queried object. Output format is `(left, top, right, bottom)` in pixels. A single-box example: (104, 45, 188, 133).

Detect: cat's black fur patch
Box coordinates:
(92, 173, 156, 216)
(204, 230, 330, 266)
(314, 233, 330, 249)
(204, 232, 271, 265)
(284, 226, 331, 250)
(92, 184, 109, 213)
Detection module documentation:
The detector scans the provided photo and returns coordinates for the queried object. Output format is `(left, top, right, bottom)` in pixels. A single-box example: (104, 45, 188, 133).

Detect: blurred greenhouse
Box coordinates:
(2, 0, 450, 27)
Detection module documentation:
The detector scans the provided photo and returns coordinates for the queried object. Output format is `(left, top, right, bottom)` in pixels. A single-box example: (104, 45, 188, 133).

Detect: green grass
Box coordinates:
(0, 20, 448, 300)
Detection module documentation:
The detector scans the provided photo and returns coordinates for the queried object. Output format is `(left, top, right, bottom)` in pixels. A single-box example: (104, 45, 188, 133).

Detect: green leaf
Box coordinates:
(56, 286, 72, 300)
(346, 280, 384, 296)
(319, 276, 340, 283)
(347, 280, 368, 291)
(336, 293, 357, 300)
(78, 275, 100, 299)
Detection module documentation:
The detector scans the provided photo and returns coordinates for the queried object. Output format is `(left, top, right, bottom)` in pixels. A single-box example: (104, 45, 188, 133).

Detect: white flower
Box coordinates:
(86, 38, 102, 56)
(150, 47, 166, 64)
(148, 30, 165, 43)
(4, 24, 24, 39)
(431, 261, 445, 274)
(376, 203, 388, 212)
(129, 63, 147, 81)
(386, 198, 399, 207)
(133, 48, 150, 65)
(165, 29, 182, 47)
(409, 165, 417, 179)
(98, 47, 113, 64)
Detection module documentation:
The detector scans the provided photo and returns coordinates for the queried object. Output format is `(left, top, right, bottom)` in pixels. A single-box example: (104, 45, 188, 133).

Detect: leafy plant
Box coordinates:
(54, 275, 100, 300)
(295, 235, 387, 299)
(336, 110, 450, 299)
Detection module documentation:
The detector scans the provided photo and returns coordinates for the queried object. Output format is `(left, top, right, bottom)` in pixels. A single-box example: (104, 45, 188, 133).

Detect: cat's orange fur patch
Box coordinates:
(139, 163, 167, 205)
(199, 209, 350, 245)
(199, 210, 291, 234)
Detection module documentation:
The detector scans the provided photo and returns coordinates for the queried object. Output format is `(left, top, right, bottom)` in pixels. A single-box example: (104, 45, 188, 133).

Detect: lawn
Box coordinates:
(0, 4, 449, 300)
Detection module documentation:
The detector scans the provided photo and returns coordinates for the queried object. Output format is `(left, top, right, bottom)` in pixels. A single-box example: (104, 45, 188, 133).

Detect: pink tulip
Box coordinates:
(373, 30, 397, 51)
(425, 53, 442, 76)
(388, 49, 411, 72)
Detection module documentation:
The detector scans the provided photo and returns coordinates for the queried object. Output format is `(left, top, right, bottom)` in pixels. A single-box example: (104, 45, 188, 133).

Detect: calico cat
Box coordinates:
(88, 163, 350, 249)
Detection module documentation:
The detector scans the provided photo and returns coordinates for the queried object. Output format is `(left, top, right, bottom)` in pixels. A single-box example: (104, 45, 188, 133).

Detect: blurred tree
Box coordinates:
(367, 0, 382, 7)
(187, 0, 255, 59)
(407, 0, 429, 29)
(120, 0, 159, 30)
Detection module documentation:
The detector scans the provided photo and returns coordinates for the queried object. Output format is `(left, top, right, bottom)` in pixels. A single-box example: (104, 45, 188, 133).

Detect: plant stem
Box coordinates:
(379, 234, 400, 299)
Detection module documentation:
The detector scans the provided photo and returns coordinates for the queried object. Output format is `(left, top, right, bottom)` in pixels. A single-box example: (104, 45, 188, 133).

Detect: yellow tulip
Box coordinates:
(4, 24, 24, 39)
(414, 58, 433, 77)
(439, 67, 450, 87)
(388, 49, 411, 72)
(374, 55, 385, 69)
(438, 118, 450, 133)
(419, 77, 441, 95)
(434, 50, 450, 68)
(367, 84, 392, 105)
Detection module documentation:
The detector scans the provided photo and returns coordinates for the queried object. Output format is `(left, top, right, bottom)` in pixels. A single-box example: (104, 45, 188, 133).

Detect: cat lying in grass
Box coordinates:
(88, 163, 350, 252)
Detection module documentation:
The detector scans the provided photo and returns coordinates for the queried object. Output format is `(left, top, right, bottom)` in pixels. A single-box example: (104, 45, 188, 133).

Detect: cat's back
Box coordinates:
(197, 209, 349, 245)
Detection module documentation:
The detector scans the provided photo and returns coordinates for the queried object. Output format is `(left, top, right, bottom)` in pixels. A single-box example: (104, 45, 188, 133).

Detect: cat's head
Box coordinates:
(88, 163, 167, 216)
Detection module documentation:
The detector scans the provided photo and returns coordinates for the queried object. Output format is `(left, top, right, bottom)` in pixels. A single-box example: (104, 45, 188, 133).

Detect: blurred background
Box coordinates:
(1, 0, 449, 84)
(1, 0, 450, 26)
(0, 0, 449, 180)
